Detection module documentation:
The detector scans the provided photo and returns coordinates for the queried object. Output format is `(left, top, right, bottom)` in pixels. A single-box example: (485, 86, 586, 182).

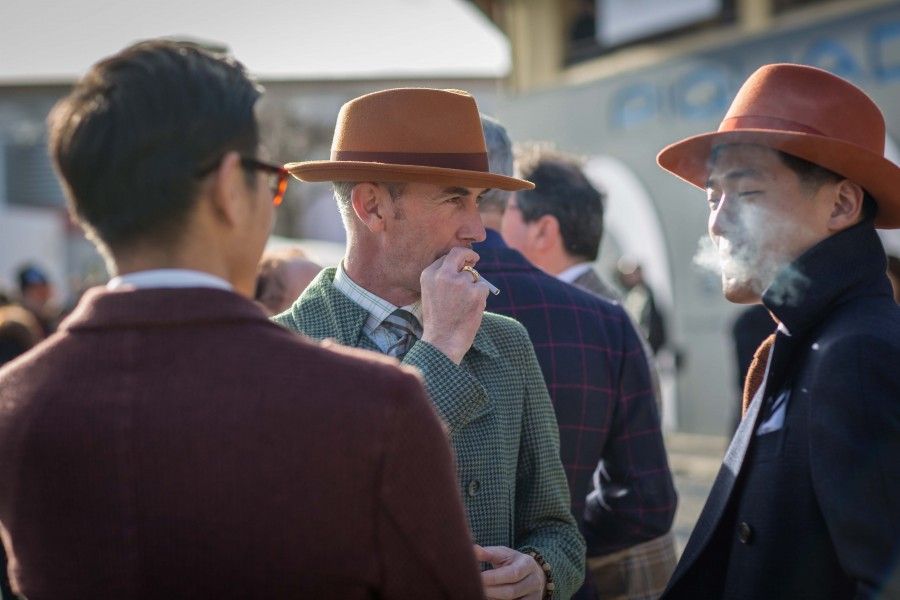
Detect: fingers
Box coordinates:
(473, 544, 491, 563)
(480, 558, 532, 587)
(482, 572, 543, 599)
(475, 545, 515, 567)
(442, 246, 480, 271)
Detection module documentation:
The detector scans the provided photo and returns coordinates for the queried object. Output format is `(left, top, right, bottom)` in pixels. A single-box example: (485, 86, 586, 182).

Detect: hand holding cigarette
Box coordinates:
(462, 266, 500, 295)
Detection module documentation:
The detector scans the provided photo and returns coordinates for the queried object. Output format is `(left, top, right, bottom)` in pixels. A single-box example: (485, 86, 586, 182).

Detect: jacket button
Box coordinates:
(467, 480, 481, 497)
(738, 522, 753, 544)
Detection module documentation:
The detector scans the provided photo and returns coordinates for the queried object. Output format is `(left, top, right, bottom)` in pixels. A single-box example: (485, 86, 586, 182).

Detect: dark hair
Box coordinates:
(515, 146, 605, 261)
(48, 39, 263, 254)
(777, 151, 878, 221)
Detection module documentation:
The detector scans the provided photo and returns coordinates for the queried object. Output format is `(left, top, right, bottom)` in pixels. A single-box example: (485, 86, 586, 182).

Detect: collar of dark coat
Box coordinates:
(282, 268, 500, 359)
(763, 220, 892, 337)
(60, 286, 267, 331)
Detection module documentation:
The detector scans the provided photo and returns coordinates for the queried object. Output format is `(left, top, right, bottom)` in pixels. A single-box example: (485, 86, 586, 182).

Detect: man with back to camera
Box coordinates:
(275, 88, 586, 600)
(0, 40, 485, 599)
(477, 117, 677, 600)
(656, 63, 900, 599)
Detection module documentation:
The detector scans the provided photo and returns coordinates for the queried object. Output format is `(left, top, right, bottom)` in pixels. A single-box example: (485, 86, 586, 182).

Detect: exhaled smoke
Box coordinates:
(693, 236, 721, 275)
(765, 263, 810, 307)
(692, 200, 811, 307)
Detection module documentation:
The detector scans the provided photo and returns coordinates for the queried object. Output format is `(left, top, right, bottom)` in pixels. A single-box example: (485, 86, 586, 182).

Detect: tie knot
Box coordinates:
(382, 309, 422, 359)
(384, 308, 422, 337)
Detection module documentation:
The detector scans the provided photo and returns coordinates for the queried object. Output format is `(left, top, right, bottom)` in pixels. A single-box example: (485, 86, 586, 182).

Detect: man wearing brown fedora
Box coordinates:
(275, 88, 586, 600)
(657, 64, 900, 599)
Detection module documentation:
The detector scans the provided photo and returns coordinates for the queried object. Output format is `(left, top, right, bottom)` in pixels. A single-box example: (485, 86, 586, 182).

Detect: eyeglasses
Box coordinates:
(196, 155, 290, 206)
(240, 157, 289, 206)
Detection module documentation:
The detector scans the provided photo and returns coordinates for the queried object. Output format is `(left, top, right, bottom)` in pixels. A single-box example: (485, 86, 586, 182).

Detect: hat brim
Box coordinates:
(657, 129, 900, 229)
(285, 160, 534, 192)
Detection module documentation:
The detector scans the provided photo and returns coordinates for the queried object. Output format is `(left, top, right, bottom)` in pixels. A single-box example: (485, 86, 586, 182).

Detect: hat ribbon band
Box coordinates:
(332, 150, 489, 171)
(720, 115, 825, 136)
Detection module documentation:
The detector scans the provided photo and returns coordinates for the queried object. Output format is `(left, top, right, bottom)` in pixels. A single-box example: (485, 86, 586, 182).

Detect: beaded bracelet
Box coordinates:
(527, 550, 555, 599)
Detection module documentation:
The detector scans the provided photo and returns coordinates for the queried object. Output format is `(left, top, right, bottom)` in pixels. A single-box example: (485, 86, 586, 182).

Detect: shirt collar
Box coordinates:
(333, 262, 423, 332)
(557, 262, 595, 284)
(107, 269, 232, 291)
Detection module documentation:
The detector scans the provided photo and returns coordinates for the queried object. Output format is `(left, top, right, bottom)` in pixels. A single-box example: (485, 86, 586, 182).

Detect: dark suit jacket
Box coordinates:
(0, 287, 484, 600)
(474, 231, 676, 558)
(663, 222, 900, 600)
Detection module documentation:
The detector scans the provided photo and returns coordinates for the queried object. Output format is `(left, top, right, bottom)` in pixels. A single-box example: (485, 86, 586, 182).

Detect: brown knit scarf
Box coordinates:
(742, 333, 776, 416)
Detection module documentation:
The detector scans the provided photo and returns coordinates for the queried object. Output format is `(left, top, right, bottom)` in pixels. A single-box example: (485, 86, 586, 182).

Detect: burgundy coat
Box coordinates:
(0, 287, 484, 600)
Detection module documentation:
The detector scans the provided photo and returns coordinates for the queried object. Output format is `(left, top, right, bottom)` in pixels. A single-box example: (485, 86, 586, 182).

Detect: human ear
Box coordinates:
(827, 179, 865, 231)
(208, 151, 245, 228)
(533, 214, 560, 251)
(350, 183, 389, 233)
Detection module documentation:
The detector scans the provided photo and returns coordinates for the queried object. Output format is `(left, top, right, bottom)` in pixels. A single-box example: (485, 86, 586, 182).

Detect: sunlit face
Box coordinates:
(379, 182, 487, 294)
(705, 144, 833, 304)
(501, 193, 541, 265)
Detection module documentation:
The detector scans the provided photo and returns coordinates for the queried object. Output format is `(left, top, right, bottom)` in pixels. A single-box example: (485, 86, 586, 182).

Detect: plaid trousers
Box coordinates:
(585, 532, 676, 600)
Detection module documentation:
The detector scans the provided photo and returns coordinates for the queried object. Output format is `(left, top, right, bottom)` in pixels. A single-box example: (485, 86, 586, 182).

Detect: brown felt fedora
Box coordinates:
(657, 63, 900, 228)
(286, 88, 534, 192)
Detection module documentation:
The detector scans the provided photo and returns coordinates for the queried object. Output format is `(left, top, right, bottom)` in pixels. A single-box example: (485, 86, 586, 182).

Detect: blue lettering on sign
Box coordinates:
(801, 39, 863, 80)
(611, 83, 658, 128)
(610, 16, 900, 130)
(870, 21, 900, 81)
(674, 66, 732, 120)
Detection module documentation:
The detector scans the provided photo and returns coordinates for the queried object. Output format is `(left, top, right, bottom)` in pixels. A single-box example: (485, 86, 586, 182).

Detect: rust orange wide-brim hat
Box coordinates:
(286, 88, 534, 192)
(657, 63, 900, 228)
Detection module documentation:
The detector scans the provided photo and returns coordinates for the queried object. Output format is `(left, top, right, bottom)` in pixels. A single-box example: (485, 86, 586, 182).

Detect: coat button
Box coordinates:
(738, 522, 753, 544)
(467, 480, 481, 497)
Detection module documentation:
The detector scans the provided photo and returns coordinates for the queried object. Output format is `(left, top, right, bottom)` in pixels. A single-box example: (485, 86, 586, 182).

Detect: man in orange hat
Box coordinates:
(657, 64, 900, 598)
(276, 88, 586, 600)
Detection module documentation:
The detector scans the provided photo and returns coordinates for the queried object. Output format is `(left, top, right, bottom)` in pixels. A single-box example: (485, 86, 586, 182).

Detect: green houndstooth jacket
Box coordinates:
(274, 268, 585, 599)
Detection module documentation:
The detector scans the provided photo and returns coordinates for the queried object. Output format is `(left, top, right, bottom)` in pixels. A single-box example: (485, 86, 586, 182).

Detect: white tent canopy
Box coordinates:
(1, 0, 509, 84)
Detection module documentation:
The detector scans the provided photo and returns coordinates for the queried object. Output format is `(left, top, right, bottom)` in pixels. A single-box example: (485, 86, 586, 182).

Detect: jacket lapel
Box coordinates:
(278, 269, 368, 347)
(667, 383, 766, 587)
(668, 328, 800, 589)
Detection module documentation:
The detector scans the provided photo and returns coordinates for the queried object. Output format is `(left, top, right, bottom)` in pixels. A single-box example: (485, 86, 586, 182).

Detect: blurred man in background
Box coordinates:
(616, 258, 668, 356)
(254, 246, 322, 315)
(479, 116, 676, 600)
(15, 264, 58, 337)
(501, 150, 619, 302)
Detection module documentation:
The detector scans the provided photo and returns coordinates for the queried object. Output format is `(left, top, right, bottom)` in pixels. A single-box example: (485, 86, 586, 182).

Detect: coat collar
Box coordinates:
(763, 220, 892, 336)
(288, 268, 500, 359)
(60, 286, 267, 332)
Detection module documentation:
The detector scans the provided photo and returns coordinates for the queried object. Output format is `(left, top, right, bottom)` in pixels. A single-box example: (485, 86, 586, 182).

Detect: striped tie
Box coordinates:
(382, 308, 422, 359)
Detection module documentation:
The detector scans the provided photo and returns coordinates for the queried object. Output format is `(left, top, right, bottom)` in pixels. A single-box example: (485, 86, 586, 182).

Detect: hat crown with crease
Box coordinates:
(333, 88, 485, 157)
(717, 64, 884, 154)
(285, 88, 534, 192)
(657, 63, 900, 228)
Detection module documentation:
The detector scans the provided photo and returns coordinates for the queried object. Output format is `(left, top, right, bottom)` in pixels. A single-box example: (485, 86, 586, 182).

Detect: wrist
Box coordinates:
(527, 550, 554, 600)
(420, 332, 467, 364)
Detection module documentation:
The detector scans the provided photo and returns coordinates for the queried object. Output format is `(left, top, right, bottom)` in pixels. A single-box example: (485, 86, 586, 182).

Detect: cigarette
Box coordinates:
(480, 276, 500, 296)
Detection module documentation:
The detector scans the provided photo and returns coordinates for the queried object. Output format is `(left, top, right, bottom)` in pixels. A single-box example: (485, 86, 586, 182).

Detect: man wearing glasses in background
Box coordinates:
(0, 40, 484, 599)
